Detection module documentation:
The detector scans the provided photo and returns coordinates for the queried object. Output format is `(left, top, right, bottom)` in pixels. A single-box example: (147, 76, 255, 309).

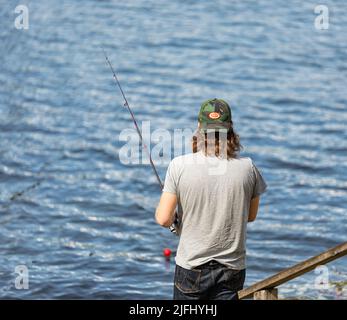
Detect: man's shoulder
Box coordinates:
(234, 155, 251, 161)
(237, 156, 253, 165)
(229, 156, 254, 172)
(170, 154, 253, 163)
(170, 154, 254, 168)
(170, 153, 197, 166)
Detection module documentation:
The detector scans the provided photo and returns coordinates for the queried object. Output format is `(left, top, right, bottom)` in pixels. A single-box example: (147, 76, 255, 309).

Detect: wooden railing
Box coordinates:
(238, 242, 347, 300)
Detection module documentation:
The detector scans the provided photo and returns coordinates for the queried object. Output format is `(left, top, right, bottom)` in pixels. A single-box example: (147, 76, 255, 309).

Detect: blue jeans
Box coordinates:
(173, 261, 246, 300)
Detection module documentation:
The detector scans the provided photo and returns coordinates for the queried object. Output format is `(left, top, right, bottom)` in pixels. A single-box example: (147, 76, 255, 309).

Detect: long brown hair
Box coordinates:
(192, 120, 242, 159)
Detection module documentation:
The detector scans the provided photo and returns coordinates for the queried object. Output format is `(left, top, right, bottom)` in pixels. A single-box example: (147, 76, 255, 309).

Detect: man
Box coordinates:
(155, 99, 267, 300)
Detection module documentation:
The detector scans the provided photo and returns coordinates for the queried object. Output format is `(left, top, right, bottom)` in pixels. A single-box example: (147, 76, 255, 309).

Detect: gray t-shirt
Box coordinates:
(163, 151, 267, 270)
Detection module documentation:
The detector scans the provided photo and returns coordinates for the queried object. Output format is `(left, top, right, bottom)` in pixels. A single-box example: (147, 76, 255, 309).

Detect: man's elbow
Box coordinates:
(156, 218, 172, 228)
(248, 197, 260, 223)
(248, 216, 256, 223)
(155, 212, 172, 227)
(247, 211, 258, 222)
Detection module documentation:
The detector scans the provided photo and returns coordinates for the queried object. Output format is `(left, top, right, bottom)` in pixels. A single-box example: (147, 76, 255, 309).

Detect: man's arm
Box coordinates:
(155, 192, 177, 227)
(248, 196, 260, 222)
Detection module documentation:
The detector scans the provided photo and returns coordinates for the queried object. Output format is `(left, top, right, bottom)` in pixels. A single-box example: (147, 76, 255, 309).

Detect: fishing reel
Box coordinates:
(169, 212, 181, 236)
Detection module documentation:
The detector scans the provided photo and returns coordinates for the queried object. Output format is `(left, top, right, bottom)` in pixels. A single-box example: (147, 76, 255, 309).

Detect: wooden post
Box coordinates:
(254, 288, 278, 300)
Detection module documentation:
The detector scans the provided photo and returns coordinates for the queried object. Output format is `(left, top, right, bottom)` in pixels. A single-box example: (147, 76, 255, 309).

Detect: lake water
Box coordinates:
(0, 0, 346, 299)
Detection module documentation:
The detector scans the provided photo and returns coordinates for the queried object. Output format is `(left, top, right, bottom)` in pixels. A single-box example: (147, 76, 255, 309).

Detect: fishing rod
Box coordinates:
(103, 50, 179, 234)
(103, 49, 163, 189)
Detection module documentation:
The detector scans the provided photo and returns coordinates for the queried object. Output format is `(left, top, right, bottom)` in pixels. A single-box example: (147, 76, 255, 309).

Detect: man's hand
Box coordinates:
(155, 192, 177, 227)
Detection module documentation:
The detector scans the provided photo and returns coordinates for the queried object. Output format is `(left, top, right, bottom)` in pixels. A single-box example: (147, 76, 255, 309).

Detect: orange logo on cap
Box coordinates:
(208, 112, 220, 119)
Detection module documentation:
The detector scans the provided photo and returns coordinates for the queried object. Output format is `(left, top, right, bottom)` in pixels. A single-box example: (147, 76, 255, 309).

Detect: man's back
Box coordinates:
(163, 151, 266, 270)
(155, 98, 267, 300)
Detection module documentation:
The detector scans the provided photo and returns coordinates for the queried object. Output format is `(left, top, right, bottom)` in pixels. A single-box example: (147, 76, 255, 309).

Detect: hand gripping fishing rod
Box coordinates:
(103, 50, 179, 235)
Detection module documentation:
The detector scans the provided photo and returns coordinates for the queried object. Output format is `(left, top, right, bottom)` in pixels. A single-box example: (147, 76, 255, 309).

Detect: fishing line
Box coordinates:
(0, 155, 65, 212)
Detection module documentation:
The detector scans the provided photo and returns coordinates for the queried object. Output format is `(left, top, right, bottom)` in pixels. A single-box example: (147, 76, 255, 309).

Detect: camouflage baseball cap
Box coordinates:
(198, 98, 232, 132)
